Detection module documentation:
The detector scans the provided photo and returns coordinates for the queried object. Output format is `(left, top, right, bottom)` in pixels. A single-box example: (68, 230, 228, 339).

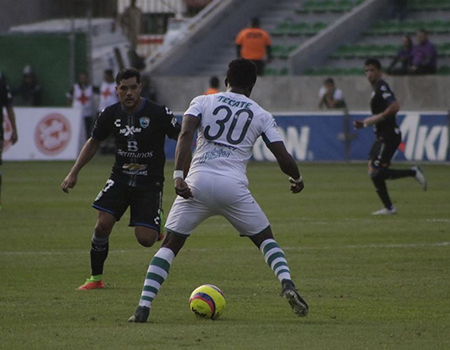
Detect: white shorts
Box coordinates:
(165, 172, 270, 237)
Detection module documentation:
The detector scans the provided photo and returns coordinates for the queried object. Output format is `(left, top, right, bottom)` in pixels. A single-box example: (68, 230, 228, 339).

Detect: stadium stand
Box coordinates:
(307, 0, 450, 75)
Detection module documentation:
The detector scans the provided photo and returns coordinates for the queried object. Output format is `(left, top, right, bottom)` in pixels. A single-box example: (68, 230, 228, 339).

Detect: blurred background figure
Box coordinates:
(13, 65, 42, 106)
(235, 18, 272, 76)
(387, 35, 414, 76)
(185, 0, 213, 17)
(318, 78, 346, 109)
(390, 0, 408, 21)
(99, 69, 118, 112)
(409, 29, 438, 75)
(67, 71, 98, 140)
(120, 0, 142, 50)
(204, 76, 220, 95)
(140, 74, 158, 102)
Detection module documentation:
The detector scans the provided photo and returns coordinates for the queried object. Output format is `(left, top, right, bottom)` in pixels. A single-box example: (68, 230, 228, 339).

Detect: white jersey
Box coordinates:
(184, 91, 282, 184)
(99, 82, 118, 111)
(71, 83, 95, 117)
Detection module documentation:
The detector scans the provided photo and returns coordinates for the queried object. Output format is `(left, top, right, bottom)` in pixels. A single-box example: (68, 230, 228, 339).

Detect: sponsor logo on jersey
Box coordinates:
(114, 119, 121, 127)
(119, 125, 142, 136)
(117, 149, 154, 158)
(122, 163, 148, 176)
(140, 117, 150, 128)
(198, 148, 231, 164)
(34, 113, 71, 155)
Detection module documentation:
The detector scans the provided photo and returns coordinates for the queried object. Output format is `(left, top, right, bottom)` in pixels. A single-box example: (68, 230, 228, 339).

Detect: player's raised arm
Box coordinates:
(173, 115, 199, 199)
(61, 138, 101, 193)
(267, 141, 304, 194)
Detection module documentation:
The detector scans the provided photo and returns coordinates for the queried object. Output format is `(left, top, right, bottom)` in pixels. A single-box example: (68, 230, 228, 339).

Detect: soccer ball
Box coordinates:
(189, 284, 226, 320)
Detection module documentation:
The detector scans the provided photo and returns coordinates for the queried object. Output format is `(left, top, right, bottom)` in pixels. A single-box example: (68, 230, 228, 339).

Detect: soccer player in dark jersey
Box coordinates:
(61, 68, 181, 289)
(353, 58, 426, 215)
(0, 72, 19, 210)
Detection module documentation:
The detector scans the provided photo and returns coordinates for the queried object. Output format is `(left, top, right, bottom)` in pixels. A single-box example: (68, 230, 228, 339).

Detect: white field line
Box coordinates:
(0, 242, 449, 256)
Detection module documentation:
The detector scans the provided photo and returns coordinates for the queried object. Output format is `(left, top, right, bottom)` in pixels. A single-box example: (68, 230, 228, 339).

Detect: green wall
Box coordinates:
(0, 33, 87, 106)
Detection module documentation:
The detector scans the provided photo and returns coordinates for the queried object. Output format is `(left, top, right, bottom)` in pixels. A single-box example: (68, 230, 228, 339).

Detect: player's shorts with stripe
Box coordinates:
(165, 172, 270, 237)
(369, 132, 401, 168)
(92, 178, 162, 231)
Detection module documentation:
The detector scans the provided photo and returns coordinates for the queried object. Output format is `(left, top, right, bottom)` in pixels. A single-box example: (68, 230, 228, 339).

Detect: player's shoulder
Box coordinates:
(143, 98, 174, 118)
(377, 79, 392, 91)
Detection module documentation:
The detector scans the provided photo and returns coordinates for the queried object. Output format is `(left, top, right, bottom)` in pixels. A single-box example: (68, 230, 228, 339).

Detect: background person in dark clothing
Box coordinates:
(409, 29, 437, 75)
(387, 35, 414, 76)
(61, 68, 181, 291)
(0, 72, 19, 210)
(353, 59, 426, 215)
(13, 65, 42, 106)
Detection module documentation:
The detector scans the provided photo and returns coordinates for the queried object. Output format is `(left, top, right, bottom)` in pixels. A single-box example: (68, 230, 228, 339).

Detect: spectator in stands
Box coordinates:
(390, 0, 408, 21)
(204, 76, 220, 95)
(67, 71, 98, 140)
(120, 0, 142, 50)
(409, 29, 437, 75)
(13, 65, 42, 106)
(318, 78, 346, 109)
(236, 18, 272, 76)
(387, 35, 414, 76)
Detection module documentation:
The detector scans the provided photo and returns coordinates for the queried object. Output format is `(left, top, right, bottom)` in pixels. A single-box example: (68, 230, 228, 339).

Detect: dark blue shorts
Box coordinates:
(92, 179, 162, 231)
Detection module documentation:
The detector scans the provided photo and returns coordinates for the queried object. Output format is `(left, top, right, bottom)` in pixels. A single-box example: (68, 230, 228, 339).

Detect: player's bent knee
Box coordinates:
(94, 221, 113, 236)
(135, 227, 159, 247)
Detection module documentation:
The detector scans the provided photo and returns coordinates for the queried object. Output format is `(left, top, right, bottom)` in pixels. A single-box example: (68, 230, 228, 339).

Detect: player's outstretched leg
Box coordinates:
(411, 166, 427, 191)
(259, 238, 309, 317)
(281, 279, 309, 317)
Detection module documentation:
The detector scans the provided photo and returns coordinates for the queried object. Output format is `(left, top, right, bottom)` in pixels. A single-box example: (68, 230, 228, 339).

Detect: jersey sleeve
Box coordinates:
(161, 105, 181, 140)
(91, 109, 111, 141)
(263, 30, 271, 46)
(261, 113, 283, 146)
(0, 82, 13, 107)
(184, 95, 205, 118)
(379, 83, 396, 106)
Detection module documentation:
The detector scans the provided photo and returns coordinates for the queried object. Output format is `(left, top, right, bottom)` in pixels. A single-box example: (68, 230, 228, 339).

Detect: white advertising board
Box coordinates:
(2, 107, 82, 161)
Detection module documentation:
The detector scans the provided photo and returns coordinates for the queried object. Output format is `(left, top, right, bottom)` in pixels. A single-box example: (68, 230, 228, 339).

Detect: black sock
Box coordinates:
(90, 234, 109, 276)
(371, 176, 393, 209)
(382, 168, 415, 180)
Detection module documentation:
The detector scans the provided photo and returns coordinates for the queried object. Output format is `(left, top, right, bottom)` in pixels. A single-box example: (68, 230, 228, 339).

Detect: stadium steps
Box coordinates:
(329, 42, 450, 59)
(272, 45, 298, 59)
(271, 21, 328, 36)
(365, 20, 450, 35)
(410, 0, 450, 11)
(264, 67, 290, 76)
(303, 65, 450, 76)
(295, 0, 364, 14)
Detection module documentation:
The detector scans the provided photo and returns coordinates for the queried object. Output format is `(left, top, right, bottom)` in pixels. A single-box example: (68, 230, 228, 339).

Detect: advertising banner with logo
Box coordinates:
(2, 108, 82, 161)
(163, 111, 449, 162)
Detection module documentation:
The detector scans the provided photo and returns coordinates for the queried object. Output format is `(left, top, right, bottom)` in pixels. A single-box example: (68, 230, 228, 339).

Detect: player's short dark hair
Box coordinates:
(210, 76, 220, 88)
(324, 77, 334, 85)
(418, 28, 428, 35)
(226, 59, 257, 89)
(116, 68, 141, 84)
(364, 58, 382, 70)
(104, 69, 114, 77)
(251, 17, 260, 27)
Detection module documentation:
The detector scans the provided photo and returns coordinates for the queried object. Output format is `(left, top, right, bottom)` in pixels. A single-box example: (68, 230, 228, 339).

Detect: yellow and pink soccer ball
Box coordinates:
(189, 284, 226, 320)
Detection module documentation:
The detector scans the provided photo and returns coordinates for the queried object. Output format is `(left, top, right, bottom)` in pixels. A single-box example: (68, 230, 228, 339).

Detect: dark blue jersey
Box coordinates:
(92, 98, 180, 187)
(0, 75, 13, 140)
(370, 79, 399, 137)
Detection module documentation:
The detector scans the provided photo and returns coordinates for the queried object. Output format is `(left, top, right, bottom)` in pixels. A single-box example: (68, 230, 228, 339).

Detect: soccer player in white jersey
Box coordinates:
(129, 59, 308, 323)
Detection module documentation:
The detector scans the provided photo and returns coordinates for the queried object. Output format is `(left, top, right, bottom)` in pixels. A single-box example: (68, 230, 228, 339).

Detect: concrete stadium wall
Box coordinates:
(152, 75, 450, 112)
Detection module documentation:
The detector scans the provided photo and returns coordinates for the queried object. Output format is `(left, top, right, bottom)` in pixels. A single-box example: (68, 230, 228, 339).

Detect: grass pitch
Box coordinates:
(0, 157, 449, 349)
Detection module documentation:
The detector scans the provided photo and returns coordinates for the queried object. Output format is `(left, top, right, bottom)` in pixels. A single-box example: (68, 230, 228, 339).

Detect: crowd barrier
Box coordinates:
(3, 109, 449, 162)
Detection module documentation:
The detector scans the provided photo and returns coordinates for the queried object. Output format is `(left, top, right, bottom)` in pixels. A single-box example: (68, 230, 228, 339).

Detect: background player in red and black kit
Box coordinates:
(61, 68, 181, 289)
(0, 72, 19, 210)
(354, 58, 426, 215)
